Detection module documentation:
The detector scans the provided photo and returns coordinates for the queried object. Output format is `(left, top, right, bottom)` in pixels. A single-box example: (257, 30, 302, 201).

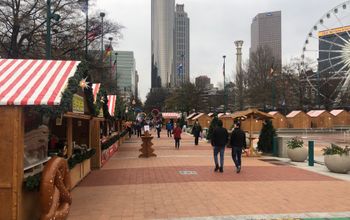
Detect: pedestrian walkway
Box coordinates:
(68, 130, 350, 220)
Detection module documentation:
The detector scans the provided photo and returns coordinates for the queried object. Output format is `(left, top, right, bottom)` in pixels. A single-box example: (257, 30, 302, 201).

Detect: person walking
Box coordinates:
(230, 122, 247, 173)
(166, 121, 173, 137)
(172, 123, 182, 149)
(136, 122, 142, 137)
(211, 120, 228, 172)
(156, 121, 162, 138)
(192, 120, 202, 145)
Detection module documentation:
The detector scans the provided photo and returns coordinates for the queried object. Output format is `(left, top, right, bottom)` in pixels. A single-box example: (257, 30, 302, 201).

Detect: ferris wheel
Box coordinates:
(301, 1, 350, 107)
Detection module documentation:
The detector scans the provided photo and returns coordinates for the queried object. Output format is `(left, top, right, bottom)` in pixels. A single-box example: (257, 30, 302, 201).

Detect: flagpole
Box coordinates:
(223, 55, 227, 113)
(85, 0, 88, 59)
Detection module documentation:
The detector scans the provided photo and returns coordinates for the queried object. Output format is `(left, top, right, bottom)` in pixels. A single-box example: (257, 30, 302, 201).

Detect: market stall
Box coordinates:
(330, 109, 350, 127)
(268, 111, 288, 129)
(286, 110, 311, 129)
(0, 58, 95, 220)
(307, 110, 334, 128)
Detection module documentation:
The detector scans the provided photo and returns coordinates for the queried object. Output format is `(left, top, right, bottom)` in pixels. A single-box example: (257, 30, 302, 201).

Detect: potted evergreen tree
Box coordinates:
(287, 137, 308, 162)
(323, 144, 350, 174)
(257, 120, 276, 153)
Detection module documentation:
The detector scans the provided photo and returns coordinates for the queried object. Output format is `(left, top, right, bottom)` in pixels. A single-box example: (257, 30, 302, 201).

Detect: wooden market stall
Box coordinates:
(268, 111, 288, 129)
(307, 110, 334, 128)
(241, 117, 263, 133)
(330, 109, 350, 127)
(162, 112, 180, 125)
(186, 112, 198, 126)
(192, 113, 211, 128)
(0, 59, 92, 220)
(286, 110, 311, 129)
(220, 114, 235, 130)
(229, 108, 273, 156)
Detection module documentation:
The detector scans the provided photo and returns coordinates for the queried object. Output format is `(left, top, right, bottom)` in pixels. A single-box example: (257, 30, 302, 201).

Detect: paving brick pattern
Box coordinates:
(68, 130, 350, 220)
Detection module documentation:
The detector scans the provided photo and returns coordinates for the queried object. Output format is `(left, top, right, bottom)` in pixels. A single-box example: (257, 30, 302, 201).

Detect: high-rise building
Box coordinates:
(173, 4, 190, 87)
(151, 0, 175, 88)
(250, 11, 281, 67)
(115, 51, 136, 99)
(195, 75, 211, 90)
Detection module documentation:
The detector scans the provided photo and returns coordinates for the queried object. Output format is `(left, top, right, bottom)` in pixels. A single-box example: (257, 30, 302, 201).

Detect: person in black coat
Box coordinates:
(211, 120, 228, 172)
(230, 122, 247, 173)
(192, 120, 202, 145)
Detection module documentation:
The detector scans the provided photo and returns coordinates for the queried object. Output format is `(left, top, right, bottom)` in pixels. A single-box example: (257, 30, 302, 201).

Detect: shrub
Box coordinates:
(287, 137, 304, 149)
(322, 144, 350, 156)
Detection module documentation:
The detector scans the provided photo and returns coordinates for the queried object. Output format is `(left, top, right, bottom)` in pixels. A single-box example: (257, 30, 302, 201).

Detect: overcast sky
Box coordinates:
(94, 0, 346, 101)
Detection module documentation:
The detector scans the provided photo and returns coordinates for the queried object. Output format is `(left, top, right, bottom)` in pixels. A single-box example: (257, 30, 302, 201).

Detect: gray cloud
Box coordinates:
(95, 0, 346, 101)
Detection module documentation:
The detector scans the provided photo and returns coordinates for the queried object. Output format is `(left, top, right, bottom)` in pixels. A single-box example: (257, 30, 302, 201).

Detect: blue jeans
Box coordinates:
(232, 147, 242, 168)
(213, 146, 225, 168)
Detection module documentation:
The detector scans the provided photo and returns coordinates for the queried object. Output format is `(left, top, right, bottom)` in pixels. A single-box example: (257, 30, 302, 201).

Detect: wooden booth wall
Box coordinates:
(310, 112, 334, 128)
(241, 119, 263, 133)
(287, 112, 311, 129)
(332, 111, 350, 126)
(196, 114, 212, 128)
(221, 117, 234, 131)
(270, 112, 288, 129)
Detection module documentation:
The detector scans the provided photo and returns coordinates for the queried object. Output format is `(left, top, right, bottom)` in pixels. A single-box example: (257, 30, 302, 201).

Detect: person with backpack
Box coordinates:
(230, 122, 247, 173)
(211, 120, 228, 173)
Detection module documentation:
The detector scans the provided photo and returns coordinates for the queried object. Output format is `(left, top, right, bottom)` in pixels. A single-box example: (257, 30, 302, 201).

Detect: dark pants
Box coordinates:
(128, 128, 132, 138)
(232, 147, 242, 168)
(175, 138, 180, 149)
(167, 129, 172, 137)
(194, 136, 199, 145)
(213, 146, 225, 168)
(157, 129, 161, 138)
(137, 130, 141, 137)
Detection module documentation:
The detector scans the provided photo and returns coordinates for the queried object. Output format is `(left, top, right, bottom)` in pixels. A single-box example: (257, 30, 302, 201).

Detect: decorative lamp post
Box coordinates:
(46, 0, 60, 59)
(223, 55, 227, 113)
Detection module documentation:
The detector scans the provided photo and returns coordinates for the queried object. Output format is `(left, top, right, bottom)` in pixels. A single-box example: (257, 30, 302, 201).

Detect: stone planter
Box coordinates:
(287, 147, 308, 162)
(324, 154, 350, 174)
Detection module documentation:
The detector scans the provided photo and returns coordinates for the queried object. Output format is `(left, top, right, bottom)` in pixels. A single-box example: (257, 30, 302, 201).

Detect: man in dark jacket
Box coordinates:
(192, 120, 202, 145)
(211, 120, 228, 172)
(230, 122, 247, 173)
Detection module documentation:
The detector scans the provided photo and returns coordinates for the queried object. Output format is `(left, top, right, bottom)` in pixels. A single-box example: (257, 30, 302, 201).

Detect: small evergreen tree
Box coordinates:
(257, 119, 276, 153)
(207, 114, 219, 140)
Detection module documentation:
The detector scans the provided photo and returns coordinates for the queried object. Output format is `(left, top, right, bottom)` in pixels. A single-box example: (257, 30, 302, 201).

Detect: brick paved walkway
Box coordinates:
(68, 130, 350, 220)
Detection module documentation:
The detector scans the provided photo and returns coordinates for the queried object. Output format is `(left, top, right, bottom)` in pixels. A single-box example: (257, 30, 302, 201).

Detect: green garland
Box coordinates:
(101, 130, 128, 150)
(24, 148, 96, 192)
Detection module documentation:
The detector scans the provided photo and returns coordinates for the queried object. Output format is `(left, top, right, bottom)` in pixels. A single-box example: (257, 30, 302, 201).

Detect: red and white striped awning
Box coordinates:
(162, 112, 180, 119)
(92, 83, 101, 102)
(0, 59, 80, 106)
(107, 95, 116, 116)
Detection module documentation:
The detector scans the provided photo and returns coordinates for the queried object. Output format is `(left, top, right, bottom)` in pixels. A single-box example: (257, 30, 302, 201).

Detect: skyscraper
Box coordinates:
(250, 11, 281, 67)
(151, 0, 175, 88)
(173, 4, 190, 87)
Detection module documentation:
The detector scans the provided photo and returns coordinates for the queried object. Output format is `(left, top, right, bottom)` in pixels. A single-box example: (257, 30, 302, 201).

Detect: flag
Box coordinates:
(177, 64, 183, 76)
(79, 0, 88, 14)
(104, 45, 112, 60)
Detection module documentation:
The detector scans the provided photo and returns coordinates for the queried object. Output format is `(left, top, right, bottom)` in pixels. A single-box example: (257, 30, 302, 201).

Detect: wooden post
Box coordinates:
(90, 118, 102, 169)
(0, 107, 24, 220)
(67, 117, 73, 157)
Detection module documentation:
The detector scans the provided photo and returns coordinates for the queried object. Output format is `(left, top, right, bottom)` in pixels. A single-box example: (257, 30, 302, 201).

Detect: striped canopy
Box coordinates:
(0, 59, 80, 106)
(107, 95, 116, 116)
(92, 83, 101, 102)
(162, 112, 180, 119)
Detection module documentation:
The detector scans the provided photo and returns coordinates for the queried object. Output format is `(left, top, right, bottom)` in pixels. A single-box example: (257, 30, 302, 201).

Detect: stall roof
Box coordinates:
(92, 83, 101, 102)
(162, 112, 180, 119)
(268, 111, 279, 116)
(307, 110, 326, 118)
(330, 109, 345, 116)
(208, 113, 214, 117)
(0, 59, 80, 106)
(286, 110, 302, 118)
(186, 112, 197, 120)
(107, 95, 116, 116)
(192, 113, 206, 120)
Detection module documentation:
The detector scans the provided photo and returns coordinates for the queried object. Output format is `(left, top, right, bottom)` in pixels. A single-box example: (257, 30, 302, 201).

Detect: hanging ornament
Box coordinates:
(79, 77, 90, 90)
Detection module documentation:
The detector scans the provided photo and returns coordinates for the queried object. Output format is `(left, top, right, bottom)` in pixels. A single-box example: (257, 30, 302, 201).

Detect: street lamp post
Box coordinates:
(46, 0, 60, 59)
(100, 12, 105, 61)
(223, 55, 227, 113)
(108, 37, 113, 81)
(115, 52, 118, 93)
